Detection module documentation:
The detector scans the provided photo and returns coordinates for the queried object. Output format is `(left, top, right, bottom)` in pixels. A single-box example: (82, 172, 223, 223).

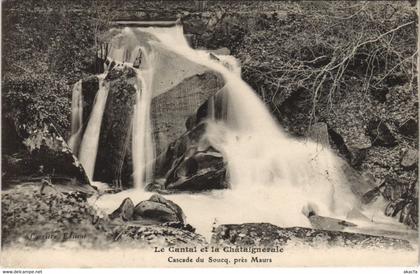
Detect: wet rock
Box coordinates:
(109, 197, 134, 221)
(346, 143, 370, 167)
(400, 148, 418, 169)
(81, 76, 99, 126)
(93, 66, 137, 188)
(367, 119, 396, 147)
(327, 127, 371, 167)
(151, 71, 225, 155)
(165, 150, 227, 191)
(105, 66, 136, 81)
(156, 122, 228, 192)
(398, 118, 418, 138)
(211, 223, 412, 250)
(133, 194, 186, 224)
(2, 116, 91, 187)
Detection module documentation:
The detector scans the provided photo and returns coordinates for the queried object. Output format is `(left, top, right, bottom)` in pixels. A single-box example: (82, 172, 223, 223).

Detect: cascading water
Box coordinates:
(68, 80, 83, 156)
(81, 25, 412, 240)
(132, 70, 155, 188)
(78, 75, 110, 180)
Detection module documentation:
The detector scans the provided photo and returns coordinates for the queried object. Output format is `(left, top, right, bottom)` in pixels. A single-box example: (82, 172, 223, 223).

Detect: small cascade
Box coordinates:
(132, 70, 155, 188)
(68, 80, 83, 156)
(78, 75, 110, 180)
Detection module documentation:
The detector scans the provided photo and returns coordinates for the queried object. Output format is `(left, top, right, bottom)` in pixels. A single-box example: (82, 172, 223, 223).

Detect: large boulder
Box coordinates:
(1, 115, 91, 189)
(328, 126, 372, 167)
(133, 194, 186, 224)
(151, 86, 230, 193)
(367, 119, 397, 147)
(153, 121, 228, 192)
(151, 71, 225, 155)
(93, 66, 137, 188)
(109, 197, 135, 221)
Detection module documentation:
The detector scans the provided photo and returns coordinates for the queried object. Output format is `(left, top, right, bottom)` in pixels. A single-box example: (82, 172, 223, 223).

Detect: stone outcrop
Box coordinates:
(74, 67, 137, 188)
(109, 194, 187, 225)
(93, 67, 137, 188)
(153, 121, 228, 192)
(151, 85, 230, 193)
(151, 71, 225, 155)
(2, 184, 206, 248)
(1, 115, 91, 189)
(109, 197, 135, 221)
(328, 126, 372, 167)
(211, 223, 412, 250)
(133, 194, 186, 224)
(367, 119, 397, 147)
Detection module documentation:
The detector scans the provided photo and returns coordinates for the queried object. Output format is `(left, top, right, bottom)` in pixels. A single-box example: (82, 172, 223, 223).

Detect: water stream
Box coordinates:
(69, 25, 414, 242)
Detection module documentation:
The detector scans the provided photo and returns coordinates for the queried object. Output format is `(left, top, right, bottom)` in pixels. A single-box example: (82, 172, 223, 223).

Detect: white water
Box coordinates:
(80, 25, 413, 241)
(78, 75, 109, 180)
(68, 80, 83, 156)
(132, 71, 155, 187)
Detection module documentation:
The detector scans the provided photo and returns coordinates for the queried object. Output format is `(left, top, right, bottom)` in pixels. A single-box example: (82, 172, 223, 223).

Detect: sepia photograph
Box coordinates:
(1, 0, 419, 269)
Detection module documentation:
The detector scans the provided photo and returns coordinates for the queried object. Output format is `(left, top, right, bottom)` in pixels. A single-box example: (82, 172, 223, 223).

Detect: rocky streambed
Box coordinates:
(1, 181, 415, 251)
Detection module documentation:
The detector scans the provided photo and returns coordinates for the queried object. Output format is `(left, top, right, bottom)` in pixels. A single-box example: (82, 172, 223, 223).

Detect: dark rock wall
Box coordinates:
(151, 71, 225, 155)
(94, 67, 137, 187)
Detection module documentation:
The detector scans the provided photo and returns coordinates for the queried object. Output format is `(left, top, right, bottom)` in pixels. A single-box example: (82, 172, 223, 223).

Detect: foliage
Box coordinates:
(235, 2, 417, 131)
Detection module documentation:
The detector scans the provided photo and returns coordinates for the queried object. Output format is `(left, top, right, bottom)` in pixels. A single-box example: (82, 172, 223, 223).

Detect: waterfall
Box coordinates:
(140, 26, 357, 216)
(78, 75, 109, 180)
(88, 24, 416, 241)
(68, 80, 83, 156)
(88, 25, 381, 238)
(132, 70, 155, 188)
